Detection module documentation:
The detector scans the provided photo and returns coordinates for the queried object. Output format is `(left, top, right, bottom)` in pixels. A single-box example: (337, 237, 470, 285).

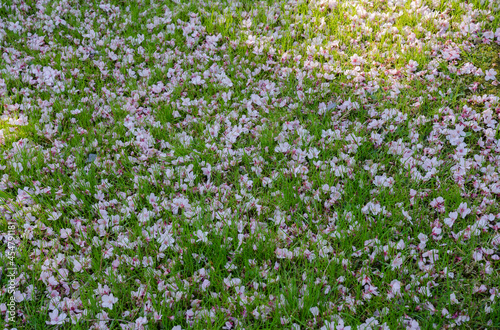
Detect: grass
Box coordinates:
(0, 0, 500, 329)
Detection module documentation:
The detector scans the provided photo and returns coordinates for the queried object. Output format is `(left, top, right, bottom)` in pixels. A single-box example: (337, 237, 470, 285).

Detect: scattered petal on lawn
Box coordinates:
(46, 309, 67, 325)
(101, 294, 118, 309)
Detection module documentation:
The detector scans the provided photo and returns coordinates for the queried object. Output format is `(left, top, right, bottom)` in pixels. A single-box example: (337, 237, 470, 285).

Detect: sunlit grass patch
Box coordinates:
(1, 0, 500, 328)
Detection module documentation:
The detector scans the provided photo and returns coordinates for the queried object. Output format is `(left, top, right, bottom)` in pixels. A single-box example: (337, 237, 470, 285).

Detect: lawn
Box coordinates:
(1, 0, 500, 329)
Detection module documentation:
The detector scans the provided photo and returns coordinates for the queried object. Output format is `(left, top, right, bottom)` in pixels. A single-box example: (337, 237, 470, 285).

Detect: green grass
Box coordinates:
(1, 0, 500, 329)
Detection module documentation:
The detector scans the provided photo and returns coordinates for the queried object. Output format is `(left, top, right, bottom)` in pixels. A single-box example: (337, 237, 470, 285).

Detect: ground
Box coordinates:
(1, 0, 500, 329)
